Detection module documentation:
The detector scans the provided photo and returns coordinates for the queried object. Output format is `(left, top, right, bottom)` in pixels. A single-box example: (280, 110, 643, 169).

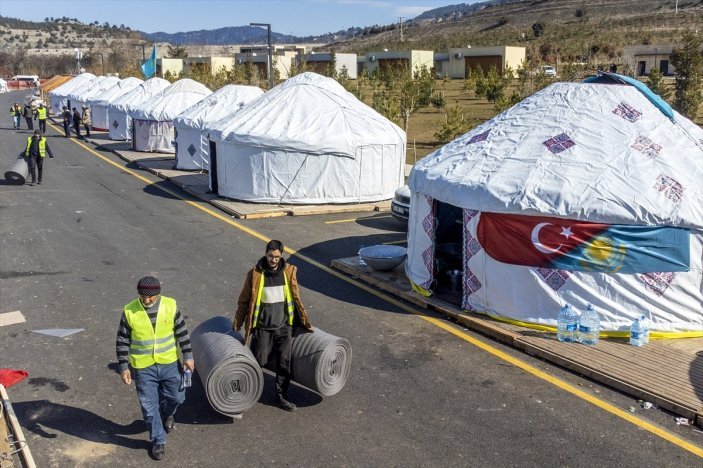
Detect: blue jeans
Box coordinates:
(134, 362, 184, 445)
(12, 115, 20, 129)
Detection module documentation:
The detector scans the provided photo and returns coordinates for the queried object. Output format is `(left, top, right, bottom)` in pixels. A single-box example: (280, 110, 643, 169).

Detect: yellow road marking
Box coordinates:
(69, 130, 703, 458)
(325, 215, 392, 224)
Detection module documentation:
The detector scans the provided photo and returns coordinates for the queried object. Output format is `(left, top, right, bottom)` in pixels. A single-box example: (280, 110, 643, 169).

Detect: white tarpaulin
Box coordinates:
(173, 84, 263, 170)
(87, 77, 143, 130)
(49, 73, 96, 114)
(208, 72, 406, 204)
(67, 76, 119, 111)
(406, 76, 703, 336)
(0, 79, 8, 93)
(129, 78, 211, 153)
(106, 77, 170, 140)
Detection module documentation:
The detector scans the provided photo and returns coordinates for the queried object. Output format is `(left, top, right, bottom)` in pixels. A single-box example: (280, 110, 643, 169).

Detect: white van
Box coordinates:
(9, 75, 40, 88)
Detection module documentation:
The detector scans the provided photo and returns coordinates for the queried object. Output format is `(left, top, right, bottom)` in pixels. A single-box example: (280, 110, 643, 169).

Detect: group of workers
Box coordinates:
(117, 240, 313, 461)
(10, 100, 93, 186)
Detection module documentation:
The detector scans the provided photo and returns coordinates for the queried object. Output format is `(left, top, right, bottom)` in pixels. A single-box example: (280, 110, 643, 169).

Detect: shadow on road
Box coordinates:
(142, 180, 181, 200)
(13, 400, 148, 451)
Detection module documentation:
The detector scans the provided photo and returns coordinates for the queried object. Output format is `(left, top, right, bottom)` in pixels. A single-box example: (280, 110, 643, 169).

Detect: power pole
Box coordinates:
(398, 17, 404, 41)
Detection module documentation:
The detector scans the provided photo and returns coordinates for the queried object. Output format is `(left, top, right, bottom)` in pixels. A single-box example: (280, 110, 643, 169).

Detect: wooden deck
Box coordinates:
(82, 131, 391, 219)
(331, 256, 703, 425)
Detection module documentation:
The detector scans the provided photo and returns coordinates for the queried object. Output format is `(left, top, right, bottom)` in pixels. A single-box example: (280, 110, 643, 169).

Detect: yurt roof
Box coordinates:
(50, 72, 96, 97)
(89, 77, 144, 106)
(173, 84, 263, 130)
(68, 76, 120, 102)
(107, 77, 171, 112)
(209, 72, 405, 158)
(409, 79, 703, 230)
(130, 78, 212, 121)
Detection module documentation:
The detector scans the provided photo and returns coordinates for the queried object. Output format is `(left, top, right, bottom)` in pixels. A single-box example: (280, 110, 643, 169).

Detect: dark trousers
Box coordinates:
(25, 117, 33, 130)
(73, 122, 81, 137)
(251, 326, 292, 395)
(26, 156, 43, 183)
(84, 123, 91, 137)
(38, 119, 46, 134)
(63, 121, 70, 137)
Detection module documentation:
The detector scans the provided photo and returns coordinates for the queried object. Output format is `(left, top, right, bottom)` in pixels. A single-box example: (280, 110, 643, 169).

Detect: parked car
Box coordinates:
(541, 66, 557, 77)
(391, 185, 410, 223)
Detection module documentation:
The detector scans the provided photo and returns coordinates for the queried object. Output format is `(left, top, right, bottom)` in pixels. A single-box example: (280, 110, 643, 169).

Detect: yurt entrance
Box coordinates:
(433, 200, 464, 306)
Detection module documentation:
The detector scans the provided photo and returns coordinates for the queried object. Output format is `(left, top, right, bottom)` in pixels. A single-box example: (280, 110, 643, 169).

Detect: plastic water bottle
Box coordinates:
(578, 303, 600, 345)
(182, 369, 192, 388)
(358, 244, 366, 267)
(557, 304, 579, 342)
(629, 315, 649, 347)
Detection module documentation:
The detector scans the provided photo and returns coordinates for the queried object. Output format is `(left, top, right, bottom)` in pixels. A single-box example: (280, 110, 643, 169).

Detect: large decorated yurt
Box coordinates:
(86, 77, 143, 131)
(105, 77, 170, 140)
(405, 73, 703, 337)
(172, 84, 263, 170)
(208, 72, 406, 204)
(48, 72, 96, 114)
(67, 76, 119, 112)
(129, 78, 211, 153)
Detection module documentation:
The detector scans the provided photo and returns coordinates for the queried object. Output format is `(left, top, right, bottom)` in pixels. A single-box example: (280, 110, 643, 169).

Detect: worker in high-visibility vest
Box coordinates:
(33, 102, 47, 133)
(116, 276, 195, 461)
(9, 102, 21, 129)
(23, 129, 54, 185)
(234, 240, 313, 412)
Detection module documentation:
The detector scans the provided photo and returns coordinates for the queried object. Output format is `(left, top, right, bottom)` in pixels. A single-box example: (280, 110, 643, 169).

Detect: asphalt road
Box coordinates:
(1, 89, 701, 466)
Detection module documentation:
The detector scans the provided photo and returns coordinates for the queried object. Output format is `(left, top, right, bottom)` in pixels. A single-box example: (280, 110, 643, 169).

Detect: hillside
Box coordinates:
(143, 26, 304, 46)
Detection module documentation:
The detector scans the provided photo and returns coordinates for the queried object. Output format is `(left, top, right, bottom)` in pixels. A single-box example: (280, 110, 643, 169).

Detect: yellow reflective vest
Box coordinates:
(25, 137, 47, 158)
(123, 296, 178, 369)
(252, 274, 295, 329)
(36, 106, 47, 119)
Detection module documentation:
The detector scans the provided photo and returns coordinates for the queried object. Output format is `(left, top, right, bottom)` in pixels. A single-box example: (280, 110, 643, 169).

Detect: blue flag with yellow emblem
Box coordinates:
(141, 45, 156, 79)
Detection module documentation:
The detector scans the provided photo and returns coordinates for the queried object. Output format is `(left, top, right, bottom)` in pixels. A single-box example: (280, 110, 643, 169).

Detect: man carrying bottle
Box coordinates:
(116, 276, 195, 461)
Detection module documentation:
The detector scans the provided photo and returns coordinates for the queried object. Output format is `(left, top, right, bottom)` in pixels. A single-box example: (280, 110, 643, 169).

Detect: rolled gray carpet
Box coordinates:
(191, 316, 263, 417)
(4, 157, 29, 185)
(289, 328, 352, 397)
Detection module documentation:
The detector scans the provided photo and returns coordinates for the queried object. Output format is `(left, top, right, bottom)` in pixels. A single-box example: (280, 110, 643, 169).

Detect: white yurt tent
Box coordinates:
(208, 72, 406, 204)
(0, 79, 8, 93)
(406, 73, 703, 338)
(173, 84, 263, 170)
(129, 78, 211, 153)
(67, 76, 119, 112)
(106, 77, 170, 140)
(88, 77, 144, 131)
(49, 72, 96, 114)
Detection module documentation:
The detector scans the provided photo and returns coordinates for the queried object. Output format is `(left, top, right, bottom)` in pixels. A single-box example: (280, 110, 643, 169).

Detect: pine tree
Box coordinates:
(670, 31, 703, 119)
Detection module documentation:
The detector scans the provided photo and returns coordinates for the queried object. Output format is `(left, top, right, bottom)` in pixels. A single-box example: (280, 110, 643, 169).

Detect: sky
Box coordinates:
(0, 0, 473, 37)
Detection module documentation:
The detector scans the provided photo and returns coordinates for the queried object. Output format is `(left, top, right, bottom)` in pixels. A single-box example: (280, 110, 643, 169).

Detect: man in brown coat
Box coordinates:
(234, 239, 313, 411)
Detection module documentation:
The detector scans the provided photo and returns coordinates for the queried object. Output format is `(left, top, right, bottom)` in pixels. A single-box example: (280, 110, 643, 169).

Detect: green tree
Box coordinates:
(434, 105, 471, 143)
(670, 31, 703, 118)
(473, 65, 511, 105)
(167, 44, 188, 58)
(370, 65, 434, 133)
(646, 67, 671, 100)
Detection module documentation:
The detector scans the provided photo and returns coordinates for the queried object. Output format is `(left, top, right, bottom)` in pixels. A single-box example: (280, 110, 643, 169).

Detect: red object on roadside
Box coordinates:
(0, 369, 29, 388)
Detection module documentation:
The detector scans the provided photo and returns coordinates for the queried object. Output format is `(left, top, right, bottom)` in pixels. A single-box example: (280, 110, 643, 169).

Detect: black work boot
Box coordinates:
(162, 415, 174, 434)
(277, 393, 297, 412)
(150, 443, 165, 460)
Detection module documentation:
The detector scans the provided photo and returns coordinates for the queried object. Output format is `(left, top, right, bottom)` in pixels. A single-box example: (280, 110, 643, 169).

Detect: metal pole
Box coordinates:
(251, 23, 274, 89)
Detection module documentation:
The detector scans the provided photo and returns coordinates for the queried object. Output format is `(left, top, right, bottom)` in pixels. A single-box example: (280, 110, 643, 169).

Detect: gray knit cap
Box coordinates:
(137, 276, 161, 296)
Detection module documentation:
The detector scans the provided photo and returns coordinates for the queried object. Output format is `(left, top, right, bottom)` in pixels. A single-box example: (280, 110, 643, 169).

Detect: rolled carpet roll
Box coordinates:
(191, 316, 263, 417)
(289, 328, 352, 397)
(4, 157, 29, 185)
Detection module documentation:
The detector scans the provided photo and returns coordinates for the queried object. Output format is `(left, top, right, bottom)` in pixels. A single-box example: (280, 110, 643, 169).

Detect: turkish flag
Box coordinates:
(477, 213, 610, 268)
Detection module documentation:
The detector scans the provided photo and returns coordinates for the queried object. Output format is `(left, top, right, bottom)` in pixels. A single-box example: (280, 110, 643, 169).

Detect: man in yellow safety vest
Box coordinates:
(116, 276, 195, 461)
(23, 129, 54, 185)
(234, 240, 313, 411)
(33, 102, 47, 134)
